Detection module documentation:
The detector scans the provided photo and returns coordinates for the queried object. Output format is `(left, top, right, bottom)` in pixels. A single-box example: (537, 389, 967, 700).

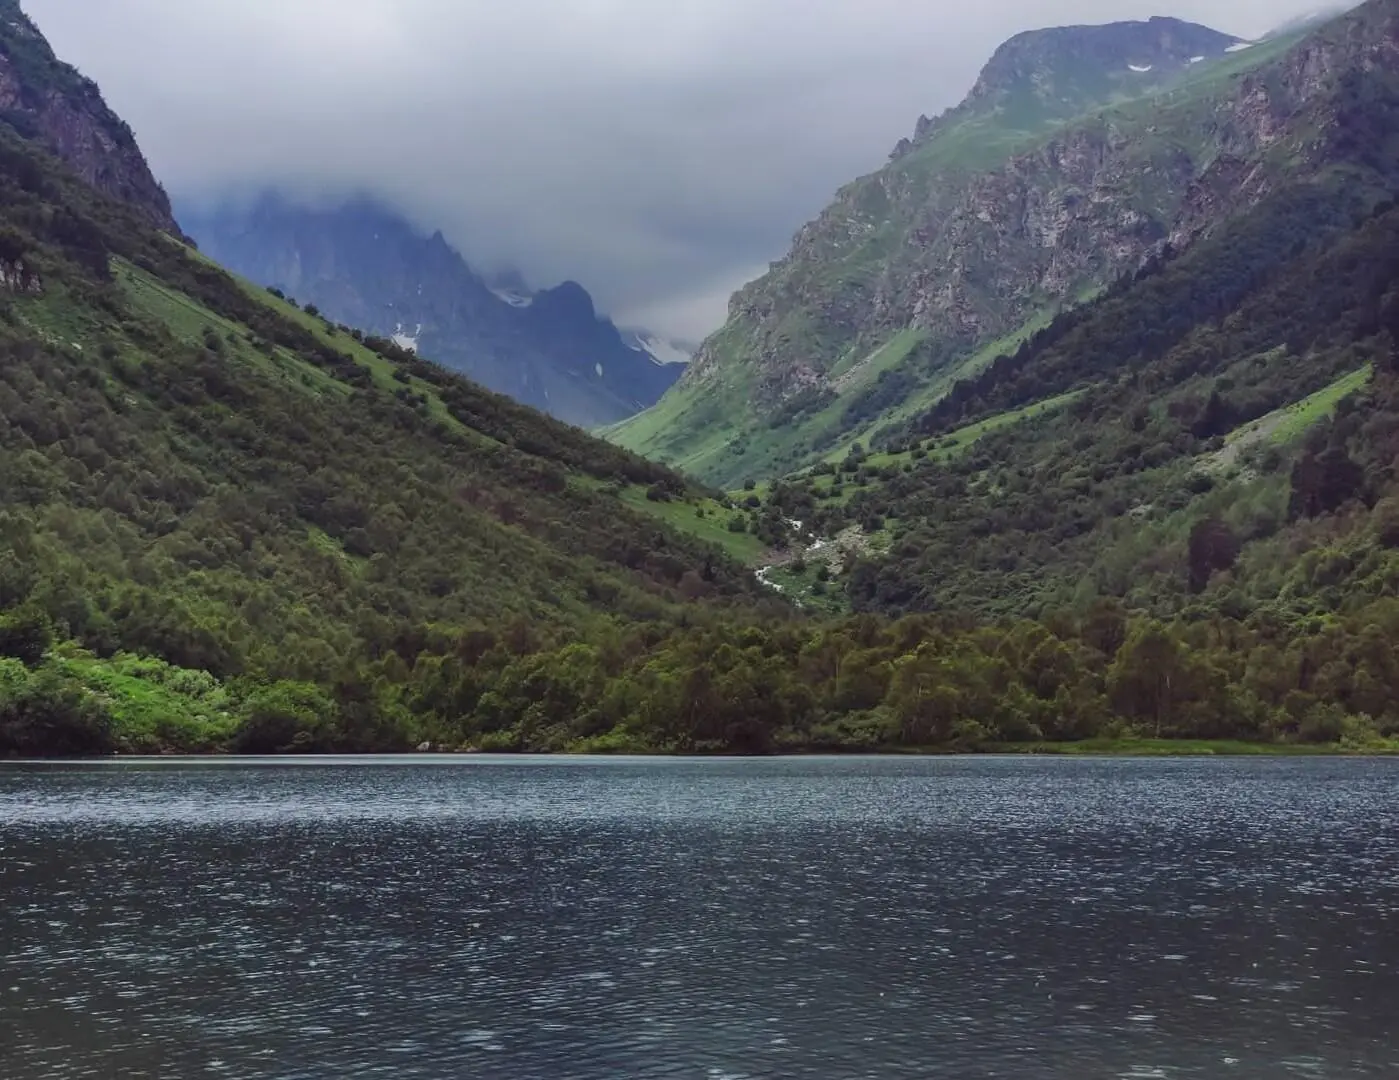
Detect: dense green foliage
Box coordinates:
(4, 7, 1399, 758)
(710, 137, 1399, 753)
(819, 196, 1399, 615)
(0, 117, 788, 756)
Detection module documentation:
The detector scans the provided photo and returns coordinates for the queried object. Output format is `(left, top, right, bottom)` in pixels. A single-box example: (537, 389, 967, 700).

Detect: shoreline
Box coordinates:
(5, 739, 1397, 763)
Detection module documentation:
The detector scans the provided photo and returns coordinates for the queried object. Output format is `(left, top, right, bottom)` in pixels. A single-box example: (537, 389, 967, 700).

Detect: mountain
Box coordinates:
(767, 170, 1399, 613)
(0, 4, 804, 756)
(5, 0, 1399, 760)
(957, 16, 1241, 128)
(607, 15, 1348, 486)
(707, 0, 1399, 741)
(480, 269, 696, 365)
(0, 0, 178, 234)
(179, 194, 682, 429)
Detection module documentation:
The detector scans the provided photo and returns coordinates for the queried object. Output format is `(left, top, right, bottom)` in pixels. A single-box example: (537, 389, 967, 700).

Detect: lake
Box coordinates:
(2, 756, 1397, 1078)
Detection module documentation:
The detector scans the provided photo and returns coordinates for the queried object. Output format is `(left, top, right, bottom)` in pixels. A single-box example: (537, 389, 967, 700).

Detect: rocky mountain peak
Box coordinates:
(0, 0, 180, 235)
(905, 17, 1241, 153)
(532, 280, 597, 323)
(908, 16, 1239, 140)
(971, 17, 1239, 99)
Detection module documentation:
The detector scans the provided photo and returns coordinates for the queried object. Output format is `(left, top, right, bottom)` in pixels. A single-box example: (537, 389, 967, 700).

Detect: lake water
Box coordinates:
(2, 756, 1397, 1079)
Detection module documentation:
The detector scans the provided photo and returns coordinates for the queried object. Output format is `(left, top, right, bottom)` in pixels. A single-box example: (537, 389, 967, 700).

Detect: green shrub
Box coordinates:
(0, 608, 52, 667)
(233, 682, 336, 754)
(0, 661, 114, 757)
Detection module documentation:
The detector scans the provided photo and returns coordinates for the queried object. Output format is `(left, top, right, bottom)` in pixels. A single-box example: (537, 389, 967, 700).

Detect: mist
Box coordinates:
(27, 0, 1341, 338)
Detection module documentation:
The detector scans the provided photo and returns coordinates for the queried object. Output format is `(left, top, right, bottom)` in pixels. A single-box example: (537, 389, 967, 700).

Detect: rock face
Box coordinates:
(0, 1, 179, 234)
(686, 16, 1250, 399)
(618, 2, 1399, 485)
(181, 194, 682, 429)
(0, 257, 41, 293)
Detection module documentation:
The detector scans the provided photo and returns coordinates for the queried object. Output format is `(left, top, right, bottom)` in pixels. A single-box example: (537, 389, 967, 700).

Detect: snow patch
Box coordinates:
(1128, 63, 1153, 73)
(1189, 55, 1206, 64)
(392, 322, 422, 353)
(491, 288, 533, 309)
(1226, 41, 1257, 53)
(626, 331, 694, 366)
(594, 363, 604, 378)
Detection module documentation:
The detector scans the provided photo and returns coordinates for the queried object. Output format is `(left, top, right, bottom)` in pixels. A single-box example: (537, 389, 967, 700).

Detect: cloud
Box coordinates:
(27, 0, 1338, 337)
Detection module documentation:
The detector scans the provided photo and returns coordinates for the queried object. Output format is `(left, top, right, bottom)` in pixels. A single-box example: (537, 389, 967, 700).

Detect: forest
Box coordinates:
(2, 56, 1399, 757)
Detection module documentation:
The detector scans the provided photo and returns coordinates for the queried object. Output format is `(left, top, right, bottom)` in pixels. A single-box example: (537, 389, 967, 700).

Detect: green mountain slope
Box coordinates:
(765, 177, 1399, 611)
(6, 1, 1399, 759)
(610, 7, 1386, 486)
(0, 101, 799, 750)
(722, 145, 1399, 746)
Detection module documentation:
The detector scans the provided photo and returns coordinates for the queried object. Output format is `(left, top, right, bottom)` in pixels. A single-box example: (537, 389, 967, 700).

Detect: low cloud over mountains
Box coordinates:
(29, 0, 1336, 338)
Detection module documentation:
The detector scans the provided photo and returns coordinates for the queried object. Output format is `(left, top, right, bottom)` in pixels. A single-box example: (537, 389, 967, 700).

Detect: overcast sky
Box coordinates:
(28, 0, 1335, 339)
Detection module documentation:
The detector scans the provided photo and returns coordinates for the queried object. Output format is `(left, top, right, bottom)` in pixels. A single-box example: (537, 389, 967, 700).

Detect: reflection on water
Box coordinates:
(1, 756, 1397, 1078)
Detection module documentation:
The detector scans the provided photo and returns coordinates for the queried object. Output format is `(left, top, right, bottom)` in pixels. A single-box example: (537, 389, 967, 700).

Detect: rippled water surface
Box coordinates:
(2, 756, 1398, 1079)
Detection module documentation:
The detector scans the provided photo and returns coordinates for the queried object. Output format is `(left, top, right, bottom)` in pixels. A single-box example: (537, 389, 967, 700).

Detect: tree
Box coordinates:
(0, 608, 52, 668)
(1187, 517, 1240, 593)
(233, 682, 336, 754)
(1290, 442, 1365, 519)
(1373, 497, 1399, 548)
(1191, 390, 1237, 439)
(0, 663, 114, 757)
(1081, 599, 1128, 659)
(1108, 623, 1187, 738)
(678, 571, 707, 600)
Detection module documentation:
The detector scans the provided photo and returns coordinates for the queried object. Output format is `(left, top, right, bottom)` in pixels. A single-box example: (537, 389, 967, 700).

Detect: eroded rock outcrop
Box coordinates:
(0, 2, 179, 234)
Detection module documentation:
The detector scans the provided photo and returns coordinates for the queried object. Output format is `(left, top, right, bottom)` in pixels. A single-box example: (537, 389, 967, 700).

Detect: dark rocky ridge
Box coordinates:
(0, 0, 179, 234)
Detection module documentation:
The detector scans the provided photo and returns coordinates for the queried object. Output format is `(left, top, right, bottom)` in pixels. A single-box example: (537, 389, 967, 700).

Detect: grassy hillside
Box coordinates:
(0, 116, 809, 754)
(759, 181, 1399, 622)
(668, 175, 1399, 751)
(6, 8, 1399, 759)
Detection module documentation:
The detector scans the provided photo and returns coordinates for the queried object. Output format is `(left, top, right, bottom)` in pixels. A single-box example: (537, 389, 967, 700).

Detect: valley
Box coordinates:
(5, 3, 1399, 1077)
(2, 0, 1399, 761)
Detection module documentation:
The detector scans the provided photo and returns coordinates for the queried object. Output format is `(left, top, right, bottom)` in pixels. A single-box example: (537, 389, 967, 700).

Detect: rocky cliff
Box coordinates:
(181, 194, 681, 429)
(0, 0, 179, 234)
(613, 2, 1399, 486)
